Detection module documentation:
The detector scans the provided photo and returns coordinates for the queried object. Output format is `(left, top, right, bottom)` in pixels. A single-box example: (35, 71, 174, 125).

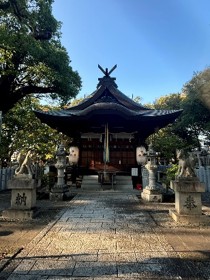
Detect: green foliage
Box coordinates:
(153, 93, 183, 110)
(133, 96, 142, 104)
(197, 68, 210, 110)
(0, 96, 71, 162)
(146, 93, 185, 161)
(176, 69, 210, 148)
(148, 72, 210, 156)
(0, 0, 81, 114)
(147, 127, 187, 163)
(40, 173, 55, 191)
(68, 97, 86, 107)
(164, 164, 179, 187)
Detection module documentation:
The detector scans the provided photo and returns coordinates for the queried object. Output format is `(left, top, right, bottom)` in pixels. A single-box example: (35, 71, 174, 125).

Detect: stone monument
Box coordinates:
(50, 143, 69, 201)
(141, 143, 163, 202)
(169, 149, 209, 224)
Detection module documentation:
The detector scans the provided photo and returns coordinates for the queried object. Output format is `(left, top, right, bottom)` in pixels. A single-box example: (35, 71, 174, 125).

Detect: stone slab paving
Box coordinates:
(0, 192, 210, 279)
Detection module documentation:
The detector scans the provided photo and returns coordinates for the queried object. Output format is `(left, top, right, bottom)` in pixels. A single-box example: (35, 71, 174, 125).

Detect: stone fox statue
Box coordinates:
(176, 149, 196, 178)
(15, 151, 35, 177)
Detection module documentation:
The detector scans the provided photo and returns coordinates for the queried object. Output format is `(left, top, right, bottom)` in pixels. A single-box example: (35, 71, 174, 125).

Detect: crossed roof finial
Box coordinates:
(98, 64, 117, 77)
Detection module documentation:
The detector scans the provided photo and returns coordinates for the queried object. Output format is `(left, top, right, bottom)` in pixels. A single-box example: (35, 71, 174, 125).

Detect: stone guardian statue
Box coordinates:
(176, 149, 196, 178)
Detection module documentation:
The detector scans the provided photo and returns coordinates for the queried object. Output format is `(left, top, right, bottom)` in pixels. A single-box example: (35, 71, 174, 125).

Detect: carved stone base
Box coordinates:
(50, 184, 69, 201)
(169, 209, 209, 225)
(8, 176, 37, 210)
(141, 188, 163, 202)
(170, 178, 205, 214)
(2, 176, 38, 220)
(2, 208, 37, 220)
(170, 178, 209, 224)
(50, 192, 68, 201)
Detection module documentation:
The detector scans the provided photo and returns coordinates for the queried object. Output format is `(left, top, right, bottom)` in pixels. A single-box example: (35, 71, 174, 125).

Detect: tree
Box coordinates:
(149, 70, 210, 154)
(146, 93, 188, 161)
(133, 96, 142, 104)
(190, 68, 210, 111)
(177, 69, 210, 149)
(147, 127, 187, 163)
(153, 93, 184, 110)
(0, 0, 81, 115)
(0, 96, 71, 163)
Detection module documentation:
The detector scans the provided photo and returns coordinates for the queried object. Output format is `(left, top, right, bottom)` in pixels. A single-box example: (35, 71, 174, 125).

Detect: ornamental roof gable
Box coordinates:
(67, 65, 148, 112)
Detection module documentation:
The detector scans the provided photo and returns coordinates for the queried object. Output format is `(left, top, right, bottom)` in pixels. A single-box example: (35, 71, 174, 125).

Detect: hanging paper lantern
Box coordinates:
(69, 146, 79, 164)
(136, 146, 147, 165)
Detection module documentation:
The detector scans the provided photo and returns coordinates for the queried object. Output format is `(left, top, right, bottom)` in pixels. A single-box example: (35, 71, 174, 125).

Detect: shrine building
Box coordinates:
(35, 65, 182, 181)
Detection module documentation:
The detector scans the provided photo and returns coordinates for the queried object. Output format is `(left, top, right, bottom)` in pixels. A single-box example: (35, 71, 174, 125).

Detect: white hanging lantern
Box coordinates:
(69, 146, 79, 164)
(136, 146, 147, 165)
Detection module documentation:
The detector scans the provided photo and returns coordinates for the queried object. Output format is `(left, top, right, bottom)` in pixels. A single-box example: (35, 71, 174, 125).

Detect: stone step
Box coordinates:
(116, 176, 132, 186)
(81, 180, 99, 185)
(82, 175, 98, 180)
(81, 175, 99, 189)
(116, 175, 131, 179)
(81, 174, 134, 191)
(81, 184, 101, 190)
(81, 175, 100, 189)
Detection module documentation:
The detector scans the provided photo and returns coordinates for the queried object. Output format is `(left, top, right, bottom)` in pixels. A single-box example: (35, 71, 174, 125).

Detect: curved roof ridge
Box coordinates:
(108, 85, 150, 111)
(34, 104, 182, 120)
(70, 102, 144, 117)
(66, 86, 106, 111)
(67, 83, 150, 112)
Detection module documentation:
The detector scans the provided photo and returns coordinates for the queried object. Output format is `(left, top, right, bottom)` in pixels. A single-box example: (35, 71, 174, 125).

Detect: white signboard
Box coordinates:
(131, 168, 138, 176)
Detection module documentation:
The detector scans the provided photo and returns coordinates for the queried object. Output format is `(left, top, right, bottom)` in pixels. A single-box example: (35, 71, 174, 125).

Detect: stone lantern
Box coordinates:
(50, 143, 69, 201)
(141, 143, 162, 202)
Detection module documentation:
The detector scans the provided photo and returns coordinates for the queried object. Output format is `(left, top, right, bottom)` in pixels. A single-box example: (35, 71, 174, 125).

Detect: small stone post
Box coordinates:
(141, 143, 163, 202)
(50, 143, 69, 201)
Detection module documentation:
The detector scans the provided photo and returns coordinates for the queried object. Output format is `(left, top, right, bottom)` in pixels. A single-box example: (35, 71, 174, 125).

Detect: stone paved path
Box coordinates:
(1, 192, 210, 279)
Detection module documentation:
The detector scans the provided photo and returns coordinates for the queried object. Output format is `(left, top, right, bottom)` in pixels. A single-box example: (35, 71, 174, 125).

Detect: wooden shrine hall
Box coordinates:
(35, 65, 182, 180)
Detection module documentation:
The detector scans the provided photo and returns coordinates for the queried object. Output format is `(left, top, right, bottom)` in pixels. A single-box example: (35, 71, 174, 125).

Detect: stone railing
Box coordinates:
(142, 163, 210, 192)
(0, 167, 16, 191)
(195, 166, 210, 192)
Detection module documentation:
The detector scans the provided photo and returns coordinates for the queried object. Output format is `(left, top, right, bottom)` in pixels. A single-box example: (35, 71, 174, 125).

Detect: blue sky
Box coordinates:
(52, 0, 210, 104)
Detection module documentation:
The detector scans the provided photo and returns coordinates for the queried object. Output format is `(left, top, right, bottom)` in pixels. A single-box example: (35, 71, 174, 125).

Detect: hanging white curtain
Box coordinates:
(103, 123, 110, 163)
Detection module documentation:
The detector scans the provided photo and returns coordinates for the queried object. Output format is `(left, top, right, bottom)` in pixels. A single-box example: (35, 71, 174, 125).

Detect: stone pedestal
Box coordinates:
(141, 188, 163, 202)
(169, 177, 209, 224)
(3, 175, 37, 220)
(50, 184, 69, 201)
